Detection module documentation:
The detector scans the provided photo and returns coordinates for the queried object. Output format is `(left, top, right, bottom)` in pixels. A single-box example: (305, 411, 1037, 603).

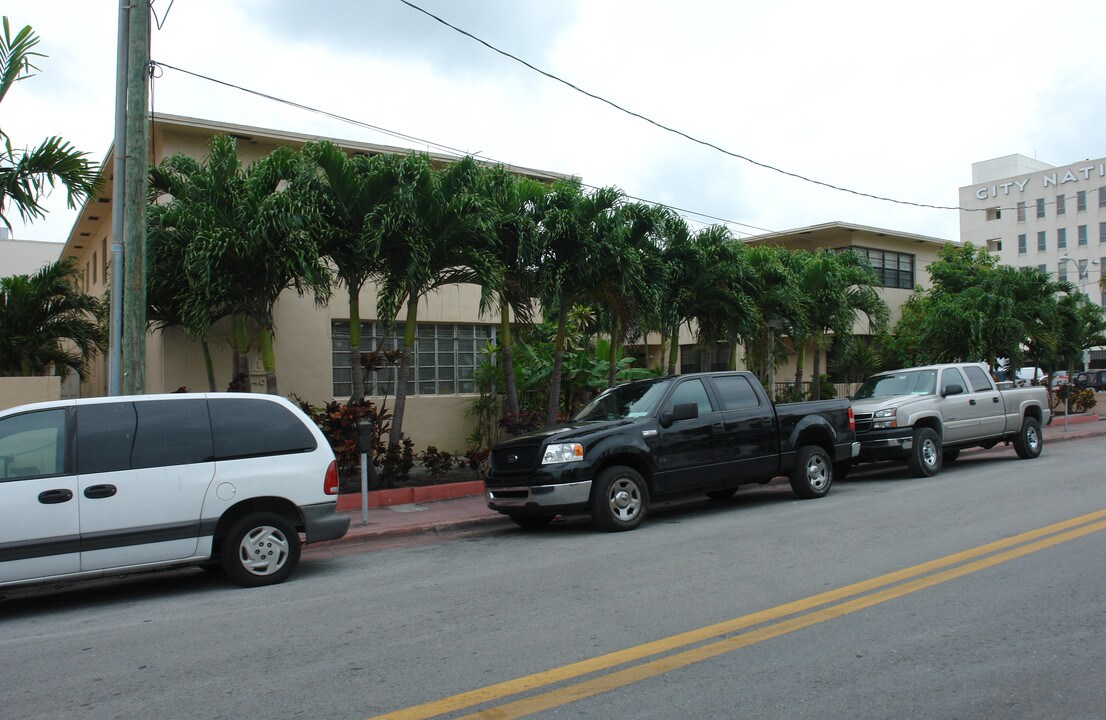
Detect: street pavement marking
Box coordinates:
(367, 508, 1106, 720)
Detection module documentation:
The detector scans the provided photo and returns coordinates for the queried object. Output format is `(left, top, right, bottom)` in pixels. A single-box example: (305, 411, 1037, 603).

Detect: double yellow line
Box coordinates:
(369, 508, 1106, 720)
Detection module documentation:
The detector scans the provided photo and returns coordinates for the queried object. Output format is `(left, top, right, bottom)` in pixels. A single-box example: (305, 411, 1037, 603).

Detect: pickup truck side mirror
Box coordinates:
(660, 402, 699, 428)
(942, 384, 964, 397)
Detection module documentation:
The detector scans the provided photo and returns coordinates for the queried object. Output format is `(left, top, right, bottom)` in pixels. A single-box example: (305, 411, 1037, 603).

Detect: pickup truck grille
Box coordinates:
(490, 444, 541, 474)
(853, 412, 873, 434)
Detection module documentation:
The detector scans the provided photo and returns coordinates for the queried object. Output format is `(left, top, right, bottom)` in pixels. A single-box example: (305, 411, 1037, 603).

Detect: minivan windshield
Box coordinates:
(574, 379, 673, 421)
(853, 369, 937, 399)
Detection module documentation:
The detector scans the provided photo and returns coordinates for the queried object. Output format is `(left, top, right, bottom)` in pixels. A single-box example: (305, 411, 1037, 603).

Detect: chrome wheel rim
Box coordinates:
(1026, 426, 1040, 452)
(607, 478, 642, 521)
(921, 439, 938, 469)
(805, 453, 828, 491)
(238, 525, 290, 576)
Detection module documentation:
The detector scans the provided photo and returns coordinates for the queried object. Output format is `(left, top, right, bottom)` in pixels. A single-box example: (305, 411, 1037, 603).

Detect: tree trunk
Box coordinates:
(545, 311, 568, 427)
(607, 315, 620, 389)
(389, 292, 418, 447)
(667, 325, 679, 376)
(349, 288, 364, 403)
(201, 339, 216, 392)
(232, 314, 251, 392)
(728, 336, 738, 372)
(260, 325, 278, 395)
(811, 338, 822, 401)
(500, 300, 520, 417)
(793, 338, 806, 391)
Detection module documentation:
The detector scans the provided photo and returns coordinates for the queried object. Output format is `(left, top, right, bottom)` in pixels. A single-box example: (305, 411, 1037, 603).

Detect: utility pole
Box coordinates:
(122, 0, 150, 395)
(108, 0, 129, 395)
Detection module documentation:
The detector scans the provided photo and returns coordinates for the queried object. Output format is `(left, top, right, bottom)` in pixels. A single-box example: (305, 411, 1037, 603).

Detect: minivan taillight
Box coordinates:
(324, 460, 339, 495)
(848, 406, 856, 432)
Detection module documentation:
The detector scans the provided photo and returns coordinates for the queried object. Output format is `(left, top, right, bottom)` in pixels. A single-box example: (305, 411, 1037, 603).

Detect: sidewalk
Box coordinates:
(320, 414, 1106, 548)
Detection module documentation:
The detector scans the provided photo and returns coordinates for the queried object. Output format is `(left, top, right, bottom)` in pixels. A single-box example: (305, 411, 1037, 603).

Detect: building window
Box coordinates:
(1100, 222, 1106, 244)
(1036, 198, 1046, 218)
(1017, 234, 1027, 254)
(851, 247, 915, 289)
(101, 238, 108, 283)
(92, 251, 97, 285)
(1077, 190, 1087, 212)
(1058, 263, 1068, 282)
(1058, 228, 1067, 249)
(330, 321, 494, 398)
(1057, 194, 1066, 215)
(1079, 225, 1088, 246)
(1100, 187, 1106, 208)
(1038, 263, 1047, 274)
(679, 343, 729, 375)
(1037, 231, 1047, 252)
(985, 207, 1001, 221)
(1016, 201, 1026, 222)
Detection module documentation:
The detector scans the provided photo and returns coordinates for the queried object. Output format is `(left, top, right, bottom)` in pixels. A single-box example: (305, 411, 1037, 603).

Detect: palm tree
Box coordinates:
(0, 18, 97, 228)
(0, 258, 103, 379)
(374, 154, 498, 446)
(298, 141, 398, 401)
(741, 244, 809, 395)
(147, 136, 331, 394)
(478, 166, 548, 416)
(684, 226, 759, 374)
(795, 249, 888, 399)
(537, 182, 621, 425)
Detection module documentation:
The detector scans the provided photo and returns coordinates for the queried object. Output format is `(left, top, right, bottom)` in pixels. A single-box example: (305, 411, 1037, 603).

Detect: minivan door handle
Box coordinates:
(83, 484, 117, 499)
(38, 489, 74, 504)
(969, 399, 977, 405)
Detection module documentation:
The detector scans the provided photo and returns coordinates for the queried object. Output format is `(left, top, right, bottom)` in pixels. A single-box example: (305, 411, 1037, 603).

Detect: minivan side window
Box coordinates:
(962, 366, 994, 393)
(77, 402, 136, 474)
(208, 399, 317, 460)
(132, 399, 213, 468)
(0, 409, 70, 480)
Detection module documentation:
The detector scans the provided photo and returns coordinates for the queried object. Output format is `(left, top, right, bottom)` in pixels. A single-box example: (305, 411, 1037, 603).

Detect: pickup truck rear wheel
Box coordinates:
(790, 445, 832, 499)
(591, 466, 648, 532)
(908, 427, 942, 477)
(1013, 417, 1043, 459)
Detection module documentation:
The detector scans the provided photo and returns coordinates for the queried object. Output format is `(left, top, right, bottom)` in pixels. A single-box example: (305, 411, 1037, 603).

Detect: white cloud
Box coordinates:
(5, 0, 1106, 247)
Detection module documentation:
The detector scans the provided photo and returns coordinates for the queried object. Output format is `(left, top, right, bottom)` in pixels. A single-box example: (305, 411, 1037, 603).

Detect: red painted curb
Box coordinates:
(337, 479, 485, 511)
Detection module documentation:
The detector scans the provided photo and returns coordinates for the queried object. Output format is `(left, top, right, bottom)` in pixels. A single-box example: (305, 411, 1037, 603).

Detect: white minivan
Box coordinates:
(0, 393, 349, 589)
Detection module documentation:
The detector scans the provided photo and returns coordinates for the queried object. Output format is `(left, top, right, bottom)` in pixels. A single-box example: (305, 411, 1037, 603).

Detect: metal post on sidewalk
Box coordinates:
(358, 419, 373, 526)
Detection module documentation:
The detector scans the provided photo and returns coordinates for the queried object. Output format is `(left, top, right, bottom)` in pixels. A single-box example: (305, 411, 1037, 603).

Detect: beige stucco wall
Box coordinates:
(0, 377, 62, 411)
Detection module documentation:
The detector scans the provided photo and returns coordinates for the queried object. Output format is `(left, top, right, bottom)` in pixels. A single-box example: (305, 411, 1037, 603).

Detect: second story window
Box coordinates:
(1078, 190, 1087, 212)
(852, 247, 915, 290)
(1058, 227, 1068, 249)
(1018, 234, 1027, 254)
(1017, 201, 1026, 222)
(1057, 193, 1067, 215)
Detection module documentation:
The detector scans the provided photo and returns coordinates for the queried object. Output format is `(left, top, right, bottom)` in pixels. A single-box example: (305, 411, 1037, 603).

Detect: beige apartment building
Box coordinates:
(58, 114, 952, 451)
(959, 153, 1106, 368)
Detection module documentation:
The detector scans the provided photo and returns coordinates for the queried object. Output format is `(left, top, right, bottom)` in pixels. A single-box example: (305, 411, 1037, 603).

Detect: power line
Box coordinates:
(148, 60, 772, 237)
(397, 0, 968, 214)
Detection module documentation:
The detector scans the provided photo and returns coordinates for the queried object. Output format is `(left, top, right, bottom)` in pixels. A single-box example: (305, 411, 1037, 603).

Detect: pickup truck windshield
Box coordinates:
(575, 379, 673, 421)
(853, 369, 937, 399)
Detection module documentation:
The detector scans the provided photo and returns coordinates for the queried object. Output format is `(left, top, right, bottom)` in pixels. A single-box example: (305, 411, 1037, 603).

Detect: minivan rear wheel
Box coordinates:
(221, 512, 301, 587)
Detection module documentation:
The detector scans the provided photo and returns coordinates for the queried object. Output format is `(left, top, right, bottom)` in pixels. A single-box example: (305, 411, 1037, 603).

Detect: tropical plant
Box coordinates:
(298, 142, 399, 401)
(0, 258, 103, 379)
(373, 154, 498, 446)
(0, 18, 98, 229)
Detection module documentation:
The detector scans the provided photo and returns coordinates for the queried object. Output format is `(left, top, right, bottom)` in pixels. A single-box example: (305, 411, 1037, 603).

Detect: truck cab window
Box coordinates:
(666, 379, 715, 415)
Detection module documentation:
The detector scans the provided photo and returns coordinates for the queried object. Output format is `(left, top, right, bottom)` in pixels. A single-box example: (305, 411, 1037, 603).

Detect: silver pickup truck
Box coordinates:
(849, 362, 1050, 477)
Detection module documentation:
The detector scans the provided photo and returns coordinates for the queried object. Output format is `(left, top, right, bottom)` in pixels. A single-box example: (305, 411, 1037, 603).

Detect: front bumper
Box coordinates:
(856, 428, 915, 459)
(485, 479, 593, 514)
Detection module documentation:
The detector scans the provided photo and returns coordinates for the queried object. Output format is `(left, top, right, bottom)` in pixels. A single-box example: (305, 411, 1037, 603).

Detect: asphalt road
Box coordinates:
(3, 440, 1105, 720)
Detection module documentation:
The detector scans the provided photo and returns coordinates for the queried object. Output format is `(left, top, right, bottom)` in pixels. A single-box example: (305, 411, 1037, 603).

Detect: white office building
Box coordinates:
(959, 153, 1106, 368)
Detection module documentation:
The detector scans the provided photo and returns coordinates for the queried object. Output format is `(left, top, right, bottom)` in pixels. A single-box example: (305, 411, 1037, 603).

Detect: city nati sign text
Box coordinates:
(975, 162, 1106, 200)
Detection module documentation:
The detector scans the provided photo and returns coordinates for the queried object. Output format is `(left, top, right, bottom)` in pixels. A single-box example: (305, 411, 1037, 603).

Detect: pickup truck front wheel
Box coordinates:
(908, 427, 942, 477)
(591, 466, 648, 532)
(790, 445, 832, 499)
(1013, 417, 1043, 459)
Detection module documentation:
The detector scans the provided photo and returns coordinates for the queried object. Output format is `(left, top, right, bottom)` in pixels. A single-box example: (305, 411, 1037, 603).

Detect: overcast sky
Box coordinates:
(6, 0, 1106, 246)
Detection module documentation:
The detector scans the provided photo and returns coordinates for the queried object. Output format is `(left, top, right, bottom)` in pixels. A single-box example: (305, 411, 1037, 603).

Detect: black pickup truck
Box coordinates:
(485, 371, 858, 532)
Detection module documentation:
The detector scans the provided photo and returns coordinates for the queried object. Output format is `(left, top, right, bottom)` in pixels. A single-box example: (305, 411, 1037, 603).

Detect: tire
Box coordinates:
(1013, 417, 1043, 459)
(705, 487, 738, 501)
(220, 512, 301, 587)
(907, 427, 942, 477)
(508, 514, 555, 530)
(591, 466, 648, 532)
(789, 445, 833, 499)
(943, 449, 960, 464)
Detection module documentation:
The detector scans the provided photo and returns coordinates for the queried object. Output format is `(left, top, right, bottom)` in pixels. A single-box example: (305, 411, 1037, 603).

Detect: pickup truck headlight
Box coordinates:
(542, 443, 584, 465)
(871, 408, 897, 430)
